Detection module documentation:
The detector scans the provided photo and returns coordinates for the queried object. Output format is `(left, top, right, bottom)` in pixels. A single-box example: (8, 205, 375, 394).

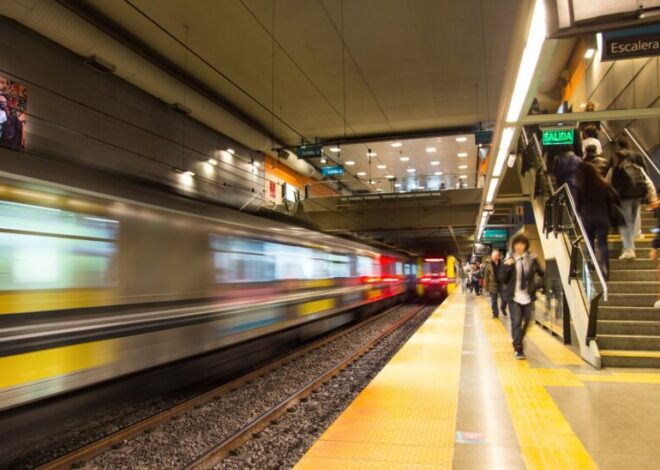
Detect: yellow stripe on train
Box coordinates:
(0, 289, 117, 315)
(0, 340, 116, 388)
(298, 298, 336, 316)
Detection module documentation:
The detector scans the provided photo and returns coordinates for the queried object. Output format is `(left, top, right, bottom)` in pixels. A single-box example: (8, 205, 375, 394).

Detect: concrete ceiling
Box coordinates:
(82, 0, 519, 146)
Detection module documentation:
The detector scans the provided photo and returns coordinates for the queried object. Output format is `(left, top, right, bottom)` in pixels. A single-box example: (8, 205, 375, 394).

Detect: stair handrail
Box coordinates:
(623, 128, 660, 179)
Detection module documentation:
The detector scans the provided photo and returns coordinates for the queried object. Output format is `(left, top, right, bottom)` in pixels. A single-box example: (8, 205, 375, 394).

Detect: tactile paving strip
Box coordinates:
(295, 293, 466, 469)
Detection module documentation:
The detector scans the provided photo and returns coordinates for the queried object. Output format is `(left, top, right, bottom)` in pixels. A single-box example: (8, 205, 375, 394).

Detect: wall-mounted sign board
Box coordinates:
(295, 144, 323, 159)
(321, 166, 345, 177)
(601, 24, 660, 61)
(541, 127, 574, 146)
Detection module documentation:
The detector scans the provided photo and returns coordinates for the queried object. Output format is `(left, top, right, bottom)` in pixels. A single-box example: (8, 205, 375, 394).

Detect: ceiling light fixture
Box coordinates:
(367, 151, 377, 157)
(505, 0, 546, 123)
(391, 142, 402, 148)
(416, 186, 425, 190)
(329, 146, 341, 152)
(377, 164, 387, 169)
(486, 177, 499, 203)
(584, 48, 595, 59)
(434, 171, 443, 176)
(394, 183, 401, 187)
(227, 148, 235, 155)
(407, 168, 416, 173)
(431, 161, 440, 166)
(183, 170, 195, 177)
(455, 137, 467, 143)
(207, 158, 218, 166)
(356, 171, 367, 176)
(457, 152, 468, 157)
(385, 174, 395, 179)
(345, 160, 355, 166)
(458, 164, 468, 169)
(400, 156, 410, 162)
(492, 127, 515, 177)
(320, 157, 327, 164)
(459, 174, 468, 179)
(426, 147, 437, 153)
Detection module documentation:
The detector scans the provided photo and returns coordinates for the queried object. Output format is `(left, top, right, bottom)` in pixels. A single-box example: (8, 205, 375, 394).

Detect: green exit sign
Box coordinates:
(541, 128, 574, 146)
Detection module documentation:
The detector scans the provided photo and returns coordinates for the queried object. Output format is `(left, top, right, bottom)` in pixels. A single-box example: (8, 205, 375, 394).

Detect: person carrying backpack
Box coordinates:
(607, 150, 658, 259)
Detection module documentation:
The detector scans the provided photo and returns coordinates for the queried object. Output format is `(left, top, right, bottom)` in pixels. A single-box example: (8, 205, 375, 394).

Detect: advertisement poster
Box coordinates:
(0, 75, 27, 151)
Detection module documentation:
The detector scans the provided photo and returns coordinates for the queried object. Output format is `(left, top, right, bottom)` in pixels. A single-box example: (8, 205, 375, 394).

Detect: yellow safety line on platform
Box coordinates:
(527, 324, 583, 365)
(577, 372, 660, 384)
(479, 297, 597, 469)
(295, 292, 466, 469)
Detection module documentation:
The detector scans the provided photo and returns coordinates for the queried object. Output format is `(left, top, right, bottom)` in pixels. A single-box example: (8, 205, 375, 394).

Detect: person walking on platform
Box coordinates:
(498, 234, 544, 360)
(576, 162, 617, 277)
(608, 150, 658, 259)
(484, 249, 507, 318)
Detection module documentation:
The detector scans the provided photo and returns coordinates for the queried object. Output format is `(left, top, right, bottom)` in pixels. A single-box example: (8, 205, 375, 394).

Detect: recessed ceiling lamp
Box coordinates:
(356, 171, 367, 176)
(207, 158, 218, 166)
(400, 156, 410, 162)
(431, 161, 440, 166)
(455, 137, 467, 143)
(394, 182, 402, 187)
(457, 152, 468, 157)
(434, 171, 443, 176)
(183, 170, 195, 177)
(367, 151, 377, 157)
(329, 146, 341, 152)
(459, 175, 468, 179)
(376, 188, 383, 192)
(584, 48, 595, 59)
(320, 157, 327, 164)
(426, 147, 437, 153)
(345, 160, 355, 166)
(377, 164, 387, 169)
(391, 142, 402, 148)
(458, 164, 468, 169)
(407, 168, 416, 173)
(227, 148, 235, 154)
(385, 174, 395, 179)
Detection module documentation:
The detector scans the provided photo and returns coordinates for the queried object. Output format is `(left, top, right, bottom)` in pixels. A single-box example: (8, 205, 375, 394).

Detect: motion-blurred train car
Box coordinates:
(417, 256, 449, 300)
(0, 174, 415, 411)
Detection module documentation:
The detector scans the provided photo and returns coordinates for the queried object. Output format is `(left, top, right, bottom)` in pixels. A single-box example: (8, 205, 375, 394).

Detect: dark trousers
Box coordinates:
(508, 301, 533, 352)
(489, 291, 507, 317)
(583, 219, 610, 275)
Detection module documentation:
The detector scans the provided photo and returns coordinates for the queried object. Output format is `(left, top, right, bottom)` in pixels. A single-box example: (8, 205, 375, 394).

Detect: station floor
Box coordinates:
(295, 291, 660, 469)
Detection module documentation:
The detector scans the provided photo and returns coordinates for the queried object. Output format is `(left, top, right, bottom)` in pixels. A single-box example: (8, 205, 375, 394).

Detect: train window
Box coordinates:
(423, 258, 446, 275)
(0, 201, 118, 290)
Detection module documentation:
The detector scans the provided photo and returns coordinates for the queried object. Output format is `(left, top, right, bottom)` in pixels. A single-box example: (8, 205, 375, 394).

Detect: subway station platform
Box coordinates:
(296, 291, 660, 469)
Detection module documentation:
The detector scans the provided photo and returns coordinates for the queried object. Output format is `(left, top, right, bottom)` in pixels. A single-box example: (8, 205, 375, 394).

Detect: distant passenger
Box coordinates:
(483, 249, 507, 319)
(583, 144, 608, 176)
(554, 145, 580, 197)
(607, 150, 658, 259)
(581, 125, 602, 156)
(576, 162, 618, 276)
(498, 234, 544, 360)
(579, 100, 601, 133)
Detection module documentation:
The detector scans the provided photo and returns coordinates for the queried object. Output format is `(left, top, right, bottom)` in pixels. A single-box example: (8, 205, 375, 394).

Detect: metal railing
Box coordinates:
(520, 128, 608, 343)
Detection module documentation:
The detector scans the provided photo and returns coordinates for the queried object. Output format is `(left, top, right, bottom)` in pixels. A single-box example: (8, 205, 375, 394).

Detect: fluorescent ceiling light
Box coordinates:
(400, 156, 410, 162)
(329, 146, 341, 152)
(458, 164, 468, 169)
(457, 152, 468, 157)
(345, 160, 355, 166)
(377, 164, 387, 169)
(385, 174, 395, 179)
(455, 137, 467, 142)
(434, 171, 443, 176)
(320, 157, 327, 163)
(394, 183, 401, 187)
(183, 170, 195, 177)
(584, 48, 595, 59)
(486, 177, 499, 203)
(407, 168, 416, 173)
(369, 180, 376, 185)
(505, 0, 546, 123)
(493, 127, 515, 177)
(426, 147, 437, 153)
(227, 148, 235, 155)
(431, 161, 440, 166)
(376, 188, 383, 192)
(356, 171, 367, 176)
(367, 151, 377, 157)
(459, 174, 468, 179)
(391, 142, 402, 148)
(253, 161, 260, 168)
(207, 158, 218, 166)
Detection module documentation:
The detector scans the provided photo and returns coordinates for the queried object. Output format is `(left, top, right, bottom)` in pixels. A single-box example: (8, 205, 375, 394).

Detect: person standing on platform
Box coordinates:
(498, 234, 544, 360)
(483, 249, 507, 319)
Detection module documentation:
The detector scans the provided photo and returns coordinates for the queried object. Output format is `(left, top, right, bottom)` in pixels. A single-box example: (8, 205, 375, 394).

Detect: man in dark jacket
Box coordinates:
(483, 249, 507, 319)
(498, 234, 544, 359)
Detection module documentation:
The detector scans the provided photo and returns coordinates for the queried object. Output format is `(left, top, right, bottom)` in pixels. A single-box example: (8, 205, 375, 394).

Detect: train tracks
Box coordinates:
(37, 303, 429, 470)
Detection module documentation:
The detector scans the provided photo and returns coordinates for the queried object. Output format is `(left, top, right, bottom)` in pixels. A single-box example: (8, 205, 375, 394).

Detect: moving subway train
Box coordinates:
(0, 173, 415, 411)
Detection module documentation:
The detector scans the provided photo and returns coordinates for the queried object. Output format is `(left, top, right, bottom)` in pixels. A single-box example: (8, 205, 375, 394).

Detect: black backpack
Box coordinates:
(614, 161, 647, 198)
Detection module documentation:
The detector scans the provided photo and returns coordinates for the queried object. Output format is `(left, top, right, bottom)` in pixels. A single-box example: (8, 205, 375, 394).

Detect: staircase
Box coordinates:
(597, 210, 660, 367)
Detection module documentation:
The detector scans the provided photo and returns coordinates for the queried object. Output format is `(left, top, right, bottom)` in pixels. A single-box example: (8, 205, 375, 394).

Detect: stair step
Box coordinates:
(600, 350, 660, 368)
(610, 259, 657, 269)
(602, 293, 657, 307)
(607, 238, 653, 248)
(597, 320, 660, 335)
(609, 248, 653, 258)
(598, 334, 660, 351)
(595, 281, 657, 294)
(600, 306, 660, 321)
(607, 270, 657, 282)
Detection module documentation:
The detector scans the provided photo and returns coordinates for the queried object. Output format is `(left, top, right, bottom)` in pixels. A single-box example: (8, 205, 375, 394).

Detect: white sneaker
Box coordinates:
(618, 249, 636, 260)
(655, 299, 660, 309)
